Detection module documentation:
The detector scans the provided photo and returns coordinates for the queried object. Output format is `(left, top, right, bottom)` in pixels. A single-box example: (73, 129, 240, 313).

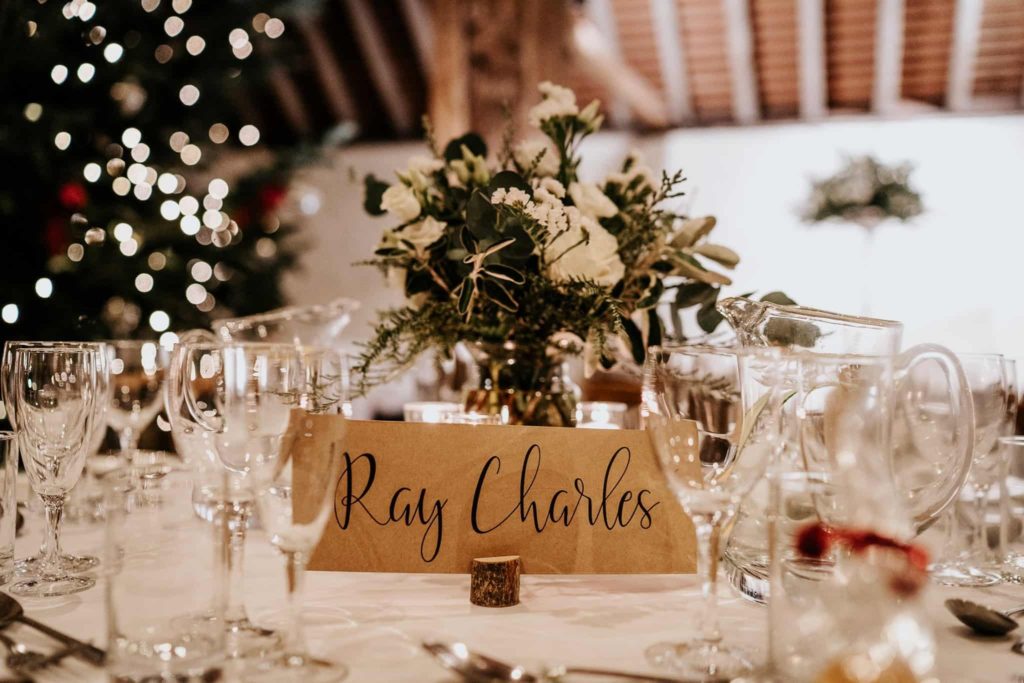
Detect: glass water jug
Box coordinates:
(716, 297, 975, 602)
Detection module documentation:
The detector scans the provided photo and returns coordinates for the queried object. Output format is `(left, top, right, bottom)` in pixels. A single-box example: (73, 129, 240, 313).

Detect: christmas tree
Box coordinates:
(0, 0, 311, 345)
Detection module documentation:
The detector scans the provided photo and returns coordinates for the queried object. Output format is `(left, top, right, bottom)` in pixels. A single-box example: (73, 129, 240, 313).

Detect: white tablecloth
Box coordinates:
(7, 514, 1024, 682)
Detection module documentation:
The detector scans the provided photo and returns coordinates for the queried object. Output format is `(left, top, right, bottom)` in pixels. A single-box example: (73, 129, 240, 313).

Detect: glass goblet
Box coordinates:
(214, 344, 347, 682)
(927, 353, 1008, 586)
(107, 340, 168, 459)
(642, 345, 781, 679)
(2, 340, 107, 575)
(170, 339, 278, 657)
(9, 345, 102, 597)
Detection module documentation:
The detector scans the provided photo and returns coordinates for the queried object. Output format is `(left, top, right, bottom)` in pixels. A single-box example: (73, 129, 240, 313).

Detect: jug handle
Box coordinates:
(896, 343, 976, 534)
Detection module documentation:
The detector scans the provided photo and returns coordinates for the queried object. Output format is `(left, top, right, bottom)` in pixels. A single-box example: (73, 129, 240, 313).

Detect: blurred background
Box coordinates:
(3, 0, 1024, 422)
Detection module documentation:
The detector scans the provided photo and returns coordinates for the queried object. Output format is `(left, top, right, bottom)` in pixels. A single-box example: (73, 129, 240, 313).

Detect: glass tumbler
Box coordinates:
(0, 432, 17, 584)
(104, 467, 227, 682)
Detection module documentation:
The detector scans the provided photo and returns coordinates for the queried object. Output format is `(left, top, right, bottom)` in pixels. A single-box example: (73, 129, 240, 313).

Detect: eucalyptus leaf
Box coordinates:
(621, 317, 645, 365)
(647, 309, 663, 348)
(673, 256, 732, 286)
(363, 174, 390, 216)
(760, 291, 798, 306)
(692, 243, 740, 267)
(486, 170, 531, 195)
(466, 191, 497, 236)
(459, 225, 478, 253)
(675, 282, 715, 308)
(672, 216, 717, 248)
(697, 297, 724, 333)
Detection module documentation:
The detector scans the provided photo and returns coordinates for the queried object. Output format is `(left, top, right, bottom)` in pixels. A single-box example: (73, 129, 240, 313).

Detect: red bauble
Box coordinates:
(259, 184, 287, 213)
(59, 181, 88, 210)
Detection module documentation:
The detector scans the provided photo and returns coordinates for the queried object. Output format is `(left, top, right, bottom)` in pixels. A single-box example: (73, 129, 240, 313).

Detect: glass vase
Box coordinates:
(463, 342, 580, 427)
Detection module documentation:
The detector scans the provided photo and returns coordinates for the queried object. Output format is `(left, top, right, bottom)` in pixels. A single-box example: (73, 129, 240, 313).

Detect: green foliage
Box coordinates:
(802, 155, 924, 226)
(355, 83, 771, 391)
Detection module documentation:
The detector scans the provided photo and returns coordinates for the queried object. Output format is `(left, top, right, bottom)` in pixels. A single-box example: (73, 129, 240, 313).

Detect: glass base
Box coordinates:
(930, 561, 1001, 587)
(15, 552, 99, 576)
(9, 573, 94, 597)
(243, 653, 348, 683)
(645, 640, 753, 681)
(226, 618, 282, 659)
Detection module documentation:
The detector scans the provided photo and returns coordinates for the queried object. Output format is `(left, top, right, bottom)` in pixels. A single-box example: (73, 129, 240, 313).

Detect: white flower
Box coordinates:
(537, 177, 565, 198)
(407, 155, 444, 175)
(513, 139, 560, 177)
(546, 213, 624, 287)
(527, 201, 568, 234)
(490, 187, 532, 207)
(528, 81, 579, 127)
(380, 184, 421, 223)
(399, 216, 446, 253)
(569, 182, 618, 219)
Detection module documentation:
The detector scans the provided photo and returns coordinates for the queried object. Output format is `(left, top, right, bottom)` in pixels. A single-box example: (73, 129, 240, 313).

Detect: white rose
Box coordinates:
(569, 182, 618, 219)
(399, 216, 446, 252)
(528, 81, 579, 127)
(546, 215, 624, 288)
(513, 139, 560, 177)
(380, 184, 420, 223)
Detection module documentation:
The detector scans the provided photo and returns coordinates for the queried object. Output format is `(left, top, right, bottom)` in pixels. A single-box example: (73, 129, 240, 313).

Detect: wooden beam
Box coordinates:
(947, 0, 984, 110)
(343, 0, 418, 134)
(873, 0, 905, 113)
(796, 0, 828, 119)
(267, 68, 312, 135)
(721, 0, 760, 123)
(650, 0, 693, 124)
(427, 0, 469, 144)
(582, 0, 631, 126)
(398, 0, 433, 77)
(294, 16, 357, 123)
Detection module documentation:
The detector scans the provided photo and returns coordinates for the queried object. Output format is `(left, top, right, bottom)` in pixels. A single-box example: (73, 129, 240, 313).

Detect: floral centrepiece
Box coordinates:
(356, 83, 743, 425)
(802, 155, 923, 228)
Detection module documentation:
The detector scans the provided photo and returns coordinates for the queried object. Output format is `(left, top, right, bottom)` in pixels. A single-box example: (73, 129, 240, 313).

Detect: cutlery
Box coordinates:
(946, 598, 1024, 636)
(0, 593, 104, 665)
(423, 641, 703, 682)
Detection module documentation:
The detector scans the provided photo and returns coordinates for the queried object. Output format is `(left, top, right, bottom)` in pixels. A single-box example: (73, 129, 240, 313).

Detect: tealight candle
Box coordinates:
(575, 401, 627, 429)
(403, 401, 461, 424)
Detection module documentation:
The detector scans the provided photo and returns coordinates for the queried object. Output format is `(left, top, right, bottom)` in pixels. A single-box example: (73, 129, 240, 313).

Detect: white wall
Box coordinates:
(285, 113, 1024, 364)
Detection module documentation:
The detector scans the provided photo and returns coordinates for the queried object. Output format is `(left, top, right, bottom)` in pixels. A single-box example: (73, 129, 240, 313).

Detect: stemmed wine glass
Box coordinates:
(642, 345, 781, 679)
(106, 340, 167, 459)
(2, 340, 108, 575)
(7, 345, 104, 597)
(219, 343, 346, 681)
(183, 342, 347, 681)
(166, 337, 278, 656)
(927, 353, 1010, 585)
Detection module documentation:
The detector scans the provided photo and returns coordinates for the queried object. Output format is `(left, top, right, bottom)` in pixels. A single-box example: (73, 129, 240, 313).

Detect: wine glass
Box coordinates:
(927, 353, 1009, 585)
(642, 345, 781, 679)
(106, 340, 167, 459)
(207, 343, 347, 681)
(2, 340, 108, 574)
(167, 338, 279, 657)
(8, 345, 103, 597)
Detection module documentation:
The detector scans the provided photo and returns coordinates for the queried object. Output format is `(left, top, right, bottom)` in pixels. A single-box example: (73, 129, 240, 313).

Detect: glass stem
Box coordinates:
(283, 550, 309, 658)
(39, 494, 65, 573)
(974, 481, 991, 563)
(224, 501, 251, 625)
(694, 519, 723, 645)
(118, 428, 138, 461)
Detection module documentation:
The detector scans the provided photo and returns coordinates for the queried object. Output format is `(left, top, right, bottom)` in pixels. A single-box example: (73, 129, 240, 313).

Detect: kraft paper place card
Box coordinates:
(290, 414, 696, 574)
